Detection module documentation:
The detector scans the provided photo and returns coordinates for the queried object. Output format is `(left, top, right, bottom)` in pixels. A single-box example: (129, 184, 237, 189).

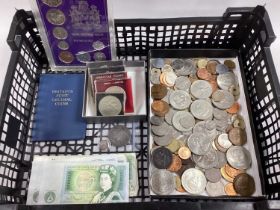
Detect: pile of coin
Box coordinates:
(149, 57, 256, 197)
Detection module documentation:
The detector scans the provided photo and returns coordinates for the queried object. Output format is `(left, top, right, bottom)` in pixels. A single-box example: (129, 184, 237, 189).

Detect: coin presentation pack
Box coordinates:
(30, 0, 115, 70)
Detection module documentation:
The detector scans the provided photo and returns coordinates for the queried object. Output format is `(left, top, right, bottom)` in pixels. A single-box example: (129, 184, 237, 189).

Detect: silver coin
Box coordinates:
(174, 76, 191, 91)
(213, 108, 228, 120)
(171, 59, 185, 70)
(205, 168, 221, 183)
(150, 116, 164, 126)
(193, 121, 206, 133)
(150, 73, 161, 84)
(153, 134, 173, 146)
(92, 41, 105, 50)
(99, 138, 111, 152)
(192, 149, 219, 169)
(212, 90, 234, 109)
(206, 181, 225, 196)
(193, 121, 217, 141)
(187, 133, 211, 155)
(150, 68, 161, 75)
(93, 52, 106, 61)
(170, 90, 191, 110)
(205, 120, 216, 131)
(190, 99, 213, 120)
(226, 146, 252, 170)
(216, 64, 229, 74)
(152, 58, 165, 69)
(162, 64, 174, 73)
(170, 126, 183, 139)
(172, 111, 194, 132)
(164, 72, 177, 86)
(214, 118, 229, 132)
(57, 41, 69, 50)
(164, 108, 177, 125)
(215, 151, 227, 168)
(42, 0, 62, 7)
(150, 169, 175, 195)
(217, 72, 236, 90)
(190, 80, 212, 99)
(178, 112, 195, 130)
(76, 52, 91, 63)
(175, 59, 195, 76)
(98, 95, 123, 116)
(108, 125, 131, 147)
(162, 89, 173, 104)
(151, 122, 170, 136)
(46, 9, 66, 25)
(181, 168, 207, 195)
(105, 86, 127, 103)
(52, 27, 68, 39)
(217, 133, 232, 149)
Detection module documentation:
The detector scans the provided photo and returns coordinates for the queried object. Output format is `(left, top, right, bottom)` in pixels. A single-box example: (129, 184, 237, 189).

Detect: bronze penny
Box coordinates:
(167, 155, 182, 172)
(228, 127, 247, 146)
(197, 68, 211, 80)
(181, 157, 196, 167)
(58, 51, 74, 63)
(233, 173, 255, 196)
(151, 147, 173, 169)
(226, 102, 240, 114)
(151, 84, 168, 100)
(225, 183, 237, 196)
(151, 100, 169, 117)
(206, 60, 219, 74)
(220, 166, 234, 182)
(225, 164, 244, 178)
(225, 124, 234, 133)
(224, 60, 236, 70)
(178, 146, 191, 160)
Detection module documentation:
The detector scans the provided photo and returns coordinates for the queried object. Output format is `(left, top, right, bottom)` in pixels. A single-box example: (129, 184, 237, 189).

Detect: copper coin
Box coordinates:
(220, 166, 234, 182)
(181, 157, 196, 167)
(197, 68, 211, 80)
(58, 51, 74, 63)
(167, 155, 182, 172)
(225, 164, 244, 178)
(189, 74, 199, 83)
(225, 124, 234, 133)
(226, 102, 240, 114)
(151, 147, 173, 169)
(209, 79, 218, 93)
(178, 146, 191, 160)
(228, 127, 247, 146)
(175, 174, 186, 192)
(151, 84, 168, 100)
(224, 60, 236, 70)
(233, 173, 255, 196)
(214, 137, 227, 153)
(225, 183, 237, 196)
(206, 60, 219, 74)
(151, 100, 169, 117)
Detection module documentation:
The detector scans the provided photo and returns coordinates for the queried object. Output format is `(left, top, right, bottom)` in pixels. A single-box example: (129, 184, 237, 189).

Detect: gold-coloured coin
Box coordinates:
(221, 166, 234, 182)
(178, 146, 191, 160)
(224, 183, 237, 196)
(175, 174, 186, 192)
(166, 139, 180, 153)
(197, 58, 208, 68)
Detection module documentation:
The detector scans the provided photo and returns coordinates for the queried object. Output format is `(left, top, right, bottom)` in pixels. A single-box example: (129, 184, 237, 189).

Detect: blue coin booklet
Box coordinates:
(32, 74, 86, 141)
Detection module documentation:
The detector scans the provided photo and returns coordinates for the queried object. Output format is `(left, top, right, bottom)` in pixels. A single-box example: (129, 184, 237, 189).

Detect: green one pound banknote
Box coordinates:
(27, 155, 132, 205)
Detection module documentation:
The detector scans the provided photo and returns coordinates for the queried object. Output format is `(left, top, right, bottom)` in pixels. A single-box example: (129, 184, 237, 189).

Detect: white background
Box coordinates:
(0, 0, 279, 94)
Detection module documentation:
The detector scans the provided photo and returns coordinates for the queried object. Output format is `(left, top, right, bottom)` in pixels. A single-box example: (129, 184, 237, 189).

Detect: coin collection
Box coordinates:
(149, 57, 256, 196)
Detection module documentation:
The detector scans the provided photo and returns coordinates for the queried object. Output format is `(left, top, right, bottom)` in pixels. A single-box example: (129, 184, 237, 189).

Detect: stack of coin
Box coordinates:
(149, 57, 255, 196)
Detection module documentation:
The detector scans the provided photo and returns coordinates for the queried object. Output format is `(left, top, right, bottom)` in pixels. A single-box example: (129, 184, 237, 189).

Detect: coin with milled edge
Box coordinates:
(233, 173, 255, 196)
(150, 116, 164, 126)
(228, 127, 247, 146)
(206, 181, 225, 196)
(190, 99, 213, 120)
(193, 149, 219, 169)
(217, 133, 232, 149)
(46, 9, 65, 25)
(181, 168, 207, 195)
(151, 122, 170, 136)
(179, 114, 195, 130)
(98, 95, 123, 116)
(170, 90, 191, 110)
(176, 59, 195, 76)
(226, 146, 252, 170)
(175, 76, 191, 91)
(76, 52, 91, 63)
(153, 134, 173, 146)
(152, 147, 173, 169)
(53, 27, 68, 40)
(152, 58, 165, 69)
(164, 108, 177, 125)
(93, 52, 106, 61)
(59, 51, 74, 63)
(191, 80, 212, 99)
(205, 168, 221, 182)
(171, 59, 185, 71)
(42, 0, 62, 7)
(150, 169, 175, 195)
(188, 133, 211, 155)
(216, 64, 229, 74)
(57, 41, 69, 50)
(215, 151, 227, 168)
(92, 41, 105, 50)
(108, 125, 131, 147)
(105, 86, 127, 101)
(212, 90, 234, 109)
(213, 108, 228, 120)
(217, 72, 236, 90)
(172, 111, 195, 132)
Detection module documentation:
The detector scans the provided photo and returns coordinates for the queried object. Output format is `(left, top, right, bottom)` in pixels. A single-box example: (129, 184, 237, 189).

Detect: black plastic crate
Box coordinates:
(0, 5, 280, 210)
